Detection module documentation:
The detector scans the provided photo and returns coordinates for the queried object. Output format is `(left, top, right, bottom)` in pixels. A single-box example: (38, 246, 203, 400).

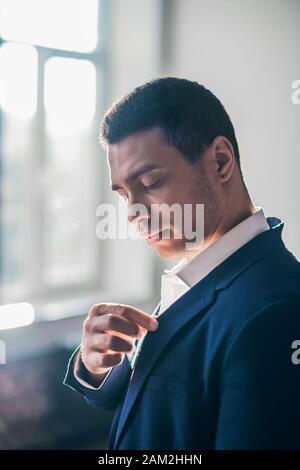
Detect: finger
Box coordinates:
(87, 351, 125, 370)
(88, 303, 127, 319)
(88, 303, 158, 331)
(91, 314, 141, 338)
(87, 303, 110, 319)
(120, 305, 159, 331)
(90, 333, 134, 353)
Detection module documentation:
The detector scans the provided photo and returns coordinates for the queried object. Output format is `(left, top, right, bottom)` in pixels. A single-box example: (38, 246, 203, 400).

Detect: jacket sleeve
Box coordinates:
(215, 299, 300, 449)
(63, 345, 132, 413)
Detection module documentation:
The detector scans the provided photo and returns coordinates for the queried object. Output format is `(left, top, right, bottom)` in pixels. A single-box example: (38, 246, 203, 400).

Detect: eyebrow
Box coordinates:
(111, 163, 161, 191)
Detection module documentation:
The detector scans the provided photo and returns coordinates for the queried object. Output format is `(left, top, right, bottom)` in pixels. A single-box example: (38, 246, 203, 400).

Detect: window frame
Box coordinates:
(0, 0, 113, 315)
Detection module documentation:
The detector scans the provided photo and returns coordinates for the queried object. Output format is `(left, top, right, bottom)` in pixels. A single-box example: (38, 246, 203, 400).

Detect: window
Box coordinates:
(0, 0, 156, 323)
(0, 0, 106, 315)
(0, 0, 98, 52)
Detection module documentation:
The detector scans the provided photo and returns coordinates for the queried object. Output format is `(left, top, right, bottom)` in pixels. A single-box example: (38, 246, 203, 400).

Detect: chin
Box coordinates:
(155, 241, 186, 260)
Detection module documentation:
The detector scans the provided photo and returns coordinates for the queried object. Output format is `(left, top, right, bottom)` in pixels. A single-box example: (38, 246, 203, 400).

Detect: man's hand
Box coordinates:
(80, 303, 159, 386)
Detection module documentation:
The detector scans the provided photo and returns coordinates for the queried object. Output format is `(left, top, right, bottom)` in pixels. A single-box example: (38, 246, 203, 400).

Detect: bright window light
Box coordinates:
(0, 0, 99, 52)
(0, 42, 37, 119)
(44, 57, 96, 138)
(0, 340, 5, 364)
(0, 303, 35, 330)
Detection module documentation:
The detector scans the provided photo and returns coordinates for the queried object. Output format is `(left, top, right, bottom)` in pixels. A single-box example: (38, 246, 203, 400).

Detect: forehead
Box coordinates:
(107, 127, 171, 176)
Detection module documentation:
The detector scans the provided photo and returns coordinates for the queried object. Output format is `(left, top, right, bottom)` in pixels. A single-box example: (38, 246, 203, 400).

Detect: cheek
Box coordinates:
(148, 174, 214, 229)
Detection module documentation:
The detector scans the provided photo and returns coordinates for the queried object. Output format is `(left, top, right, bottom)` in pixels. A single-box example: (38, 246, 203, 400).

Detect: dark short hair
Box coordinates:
(100, 77, 240, 167)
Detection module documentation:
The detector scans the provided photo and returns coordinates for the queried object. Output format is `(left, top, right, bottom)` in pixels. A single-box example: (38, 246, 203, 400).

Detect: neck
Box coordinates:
(186, 186, 257, 262)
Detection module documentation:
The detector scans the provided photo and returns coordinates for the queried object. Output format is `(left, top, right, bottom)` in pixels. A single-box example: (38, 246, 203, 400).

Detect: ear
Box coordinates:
(209, 136, 236, 182)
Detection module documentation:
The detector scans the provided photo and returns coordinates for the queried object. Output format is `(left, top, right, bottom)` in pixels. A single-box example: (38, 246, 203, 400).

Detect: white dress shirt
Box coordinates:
(159, 207, 270, 314)
(74, 207, 269, 388)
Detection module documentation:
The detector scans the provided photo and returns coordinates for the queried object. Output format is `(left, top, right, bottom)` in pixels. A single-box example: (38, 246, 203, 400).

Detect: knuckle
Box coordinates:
(88, 304, 99, 317)
(93, 359, 103, 370)
(115, 304, 127, 317)
(88, 303, 108, 318)
(119, 306, 130, 317)
(80, 338, 88, 354)
(83, 318, 91, 334)
(81, 351, 92, 369)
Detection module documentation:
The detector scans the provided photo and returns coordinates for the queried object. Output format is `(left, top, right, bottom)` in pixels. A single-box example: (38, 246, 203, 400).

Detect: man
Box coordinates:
(64, 77, 300, 449)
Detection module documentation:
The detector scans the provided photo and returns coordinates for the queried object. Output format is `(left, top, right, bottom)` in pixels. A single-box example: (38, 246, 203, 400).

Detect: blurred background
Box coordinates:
(0, 0, 299, 450)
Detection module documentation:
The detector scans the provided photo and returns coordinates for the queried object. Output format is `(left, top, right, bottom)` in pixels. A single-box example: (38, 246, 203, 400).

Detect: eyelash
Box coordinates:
(144, 178, 163, 190)
(118, 178, 163, 201)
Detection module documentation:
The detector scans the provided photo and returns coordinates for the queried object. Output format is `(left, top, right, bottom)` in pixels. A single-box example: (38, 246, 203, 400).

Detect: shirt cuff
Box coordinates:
(73, 350, 112, 390)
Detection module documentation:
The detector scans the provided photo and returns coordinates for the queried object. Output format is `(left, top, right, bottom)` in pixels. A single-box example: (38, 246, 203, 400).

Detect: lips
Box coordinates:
(143, 230, 163, 240)
(142, 229, 171, 245)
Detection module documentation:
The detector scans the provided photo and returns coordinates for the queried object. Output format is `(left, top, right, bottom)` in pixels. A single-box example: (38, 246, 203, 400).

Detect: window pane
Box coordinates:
(43, 58, 97, 287)
(0, 43, 37, 301)
(43, 142, 98, 287)
(0, 42, 37, 119)
(44, 57, 96, 138)
(0, 117, 34, 301)
(0, 0, 98, 52)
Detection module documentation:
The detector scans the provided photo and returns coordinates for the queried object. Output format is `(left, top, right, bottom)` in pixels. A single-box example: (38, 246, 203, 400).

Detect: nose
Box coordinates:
(127, 194, 150, 226)
(127, 204, 149, 225)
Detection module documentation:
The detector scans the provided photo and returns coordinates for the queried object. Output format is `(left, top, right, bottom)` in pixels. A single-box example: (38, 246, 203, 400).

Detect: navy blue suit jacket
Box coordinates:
(64, 217, 300, 449)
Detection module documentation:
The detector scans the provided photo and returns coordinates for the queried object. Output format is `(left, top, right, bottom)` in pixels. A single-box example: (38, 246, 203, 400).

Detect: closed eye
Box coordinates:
(143, 177, 163, 190)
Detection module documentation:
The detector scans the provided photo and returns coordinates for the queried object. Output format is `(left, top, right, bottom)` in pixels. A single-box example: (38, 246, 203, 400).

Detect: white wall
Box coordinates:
(165, 0, 300, 257)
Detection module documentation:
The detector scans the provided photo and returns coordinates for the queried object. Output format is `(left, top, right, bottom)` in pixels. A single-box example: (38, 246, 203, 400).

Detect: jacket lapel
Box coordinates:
(113, 270, 218, 448)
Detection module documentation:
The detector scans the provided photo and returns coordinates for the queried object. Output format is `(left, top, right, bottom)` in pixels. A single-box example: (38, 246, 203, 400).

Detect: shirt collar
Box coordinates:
(164, 207, 269, 289)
